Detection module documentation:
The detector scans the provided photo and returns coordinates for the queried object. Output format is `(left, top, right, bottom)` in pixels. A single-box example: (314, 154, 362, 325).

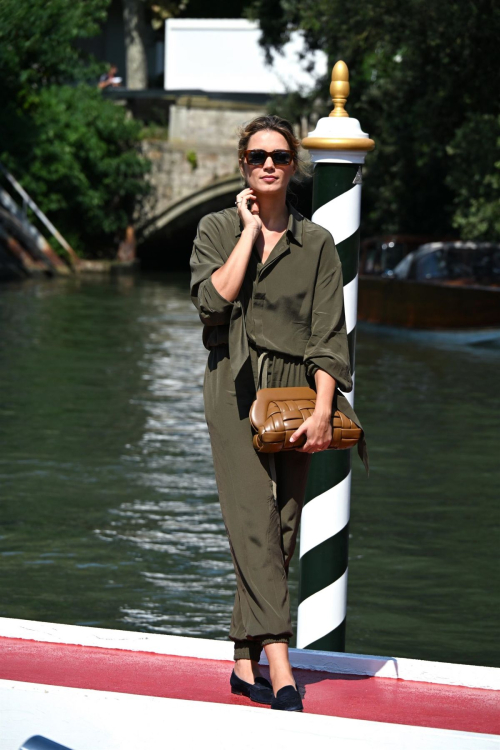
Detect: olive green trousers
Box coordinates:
(203, 343, 312, 662)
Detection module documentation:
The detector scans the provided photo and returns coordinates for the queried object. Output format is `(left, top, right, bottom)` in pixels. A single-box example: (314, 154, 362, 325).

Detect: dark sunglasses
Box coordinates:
(243, 149, 293, 166)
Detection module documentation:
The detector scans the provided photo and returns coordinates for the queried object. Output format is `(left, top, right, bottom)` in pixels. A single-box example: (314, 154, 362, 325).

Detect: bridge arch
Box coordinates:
(137, 176, 243, 271)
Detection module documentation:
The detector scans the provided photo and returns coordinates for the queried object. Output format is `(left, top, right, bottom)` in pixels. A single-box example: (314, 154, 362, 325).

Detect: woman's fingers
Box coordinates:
(235, 188, 255, 206)
(236, 189, 261, 233)
(289, 423, 306, 445)
(297, 444, 314, 453)
(236, 195, 254, 206)
(236, 191, 256, 217)
(291, 423, 314, 453)
(292, 418, 331, 453)
(298, 444, 322, 453)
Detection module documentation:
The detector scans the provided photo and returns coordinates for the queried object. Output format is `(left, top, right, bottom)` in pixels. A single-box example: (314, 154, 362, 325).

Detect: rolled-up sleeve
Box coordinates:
(303, 233, 353, 393)
(190, 214, 234, 326)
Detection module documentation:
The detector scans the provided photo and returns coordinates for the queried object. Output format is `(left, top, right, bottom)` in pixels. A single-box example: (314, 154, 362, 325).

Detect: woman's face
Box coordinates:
(240, 129, 296, 197)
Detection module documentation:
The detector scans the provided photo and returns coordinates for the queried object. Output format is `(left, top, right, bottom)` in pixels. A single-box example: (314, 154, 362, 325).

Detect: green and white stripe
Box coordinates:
(297, 102, 373, 651)
(312, 165, 362, 407)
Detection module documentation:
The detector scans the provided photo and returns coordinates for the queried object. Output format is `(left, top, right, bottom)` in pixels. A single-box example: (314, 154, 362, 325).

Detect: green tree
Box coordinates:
(446, 114, 500, 239)
(248, 0, 500, 239)
(0, 0, 151, 257)
(0, 0, 107, 91)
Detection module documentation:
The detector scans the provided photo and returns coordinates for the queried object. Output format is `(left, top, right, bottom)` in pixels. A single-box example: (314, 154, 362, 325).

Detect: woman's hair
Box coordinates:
(237, 115, 310, 181)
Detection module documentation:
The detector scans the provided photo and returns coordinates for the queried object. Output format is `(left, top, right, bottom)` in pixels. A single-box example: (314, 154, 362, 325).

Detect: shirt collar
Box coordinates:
(233, 199, 304, 247)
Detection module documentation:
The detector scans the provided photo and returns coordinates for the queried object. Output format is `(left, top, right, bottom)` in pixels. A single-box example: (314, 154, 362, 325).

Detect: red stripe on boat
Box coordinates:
(0, 637, 498, 735)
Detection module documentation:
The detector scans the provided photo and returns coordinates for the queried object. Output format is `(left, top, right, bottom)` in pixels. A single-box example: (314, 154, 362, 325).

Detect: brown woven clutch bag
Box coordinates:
(249, 386, 363, 453)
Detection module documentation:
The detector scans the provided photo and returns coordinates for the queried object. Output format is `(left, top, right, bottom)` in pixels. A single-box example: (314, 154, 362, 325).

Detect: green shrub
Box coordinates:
(186, 150, 198, 170)
(2, 85, 151, 257)
(0, 0, 151, 258)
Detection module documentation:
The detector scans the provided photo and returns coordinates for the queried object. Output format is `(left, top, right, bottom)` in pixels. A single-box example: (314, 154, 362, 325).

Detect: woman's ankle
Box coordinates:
(263, 642, 295, 693)
(234, 658, 261, 683)
(269, 663, 295, 687)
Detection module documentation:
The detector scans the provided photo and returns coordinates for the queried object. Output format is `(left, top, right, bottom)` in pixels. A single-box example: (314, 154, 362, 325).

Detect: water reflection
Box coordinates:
(91, 276, 234, 637)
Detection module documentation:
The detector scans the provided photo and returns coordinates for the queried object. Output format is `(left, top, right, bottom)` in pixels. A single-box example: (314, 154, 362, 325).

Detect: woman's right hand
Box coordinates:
(236, 188, 262, 236)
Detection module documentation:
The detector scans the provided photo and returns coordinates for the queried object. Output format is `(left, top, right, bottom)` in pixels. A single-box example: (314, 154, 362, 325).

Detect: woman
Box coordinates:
(190, 115, 359, 711)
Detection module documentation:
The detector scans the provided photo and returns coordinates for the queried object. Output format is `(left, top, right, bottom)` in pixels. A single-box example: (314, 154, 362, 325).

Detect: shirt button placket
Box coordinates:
(254, 275, 265, 346)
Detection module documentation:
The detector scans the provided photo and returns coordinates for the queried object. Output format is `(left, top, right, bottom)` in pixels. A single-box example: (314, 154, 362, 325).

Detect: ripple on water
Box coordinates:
(1, 275, 498, 666)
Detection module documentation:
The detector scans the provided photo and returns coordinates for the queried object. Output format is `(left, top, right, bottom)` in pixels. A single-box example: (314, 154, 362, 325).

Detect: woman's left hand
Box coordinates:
(290, 412, 332, 453)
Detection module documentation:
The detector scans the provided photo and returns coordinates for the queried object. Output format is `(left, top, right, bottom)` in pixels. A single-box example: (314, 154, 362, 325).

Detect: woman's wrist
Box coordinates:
(313, 405, 332, 422)
(242, 224, 260, 241)
(314, 370, 335, 421)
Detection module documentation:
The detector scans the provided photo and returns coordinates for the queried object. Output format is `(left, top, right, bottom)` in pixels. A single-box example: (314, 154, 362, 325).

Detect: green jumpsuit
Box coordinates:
(190, 201, 359, 661)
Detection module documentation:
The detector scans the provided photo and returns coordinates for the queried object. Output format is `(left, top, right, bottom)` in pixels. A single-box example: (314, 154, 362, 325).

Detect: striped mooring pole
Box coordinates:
(297, 61, 375, 652)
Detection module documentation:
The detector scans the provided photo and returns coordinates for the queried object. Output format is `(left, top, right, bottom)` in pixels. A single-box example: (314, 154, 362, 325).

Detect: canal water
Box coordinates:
(0, 274, 498, 668)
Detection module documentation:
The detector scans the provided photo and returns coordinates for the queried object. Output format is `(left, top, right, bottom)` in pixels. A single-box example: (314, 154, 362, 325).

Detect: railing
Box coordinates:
(0, 162, 79, 268)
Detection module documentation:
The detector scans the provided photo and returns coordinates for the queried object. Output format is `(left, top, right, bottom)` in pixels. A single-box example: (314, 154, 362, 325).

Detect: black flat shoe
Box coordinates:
(230, 670, 274, 705)
(271, 684, 303, 712)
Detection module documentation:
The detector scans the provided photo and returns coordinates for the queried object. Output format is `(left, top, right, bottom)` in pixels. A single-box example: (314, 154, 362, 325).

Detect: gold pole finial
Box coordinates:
(329, 61, 350, 118)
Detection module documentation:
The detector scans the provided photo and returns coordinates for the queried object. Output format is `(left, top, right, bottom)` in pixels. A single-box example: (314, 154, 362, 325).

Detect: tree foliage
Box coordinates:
(0, 0, 151, 257)
(0, 0, 107, 91)
(248, 0, 500, 239)
(446, 114, 500, 239)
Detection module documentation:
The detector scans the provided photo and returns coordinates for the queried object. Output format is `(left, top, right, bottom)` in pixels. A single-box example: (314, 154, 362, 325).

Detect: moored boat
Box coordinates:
(358, 241, 500, 329)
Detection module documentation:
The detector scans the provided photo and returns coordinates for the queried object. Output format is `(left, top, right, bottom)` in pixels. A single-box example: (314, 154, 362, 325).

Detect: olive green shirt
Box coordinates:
(190, 202, 367, 450)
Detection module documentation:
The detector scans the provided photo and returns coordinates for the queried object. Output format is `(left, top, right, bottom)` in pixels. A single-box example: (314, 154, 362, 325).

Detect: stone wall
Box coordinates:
(169, 103, 264, 146)
(140, 101, 265, 222)
(140, 140, 241, 221)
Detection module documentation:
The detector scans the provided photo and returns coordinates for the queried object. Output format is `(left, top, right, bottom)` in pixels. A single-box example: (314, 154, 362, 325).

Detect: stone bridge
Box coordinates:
(137, 100, 261, 270)
(136, 99, 312, 270)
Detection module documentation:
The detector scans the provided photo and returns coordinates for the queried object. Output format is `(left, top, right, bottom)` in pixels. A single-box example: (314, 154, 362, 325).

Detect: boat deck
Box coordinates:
(1, 636, 499, 735)
(0, 618, 498, 750)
